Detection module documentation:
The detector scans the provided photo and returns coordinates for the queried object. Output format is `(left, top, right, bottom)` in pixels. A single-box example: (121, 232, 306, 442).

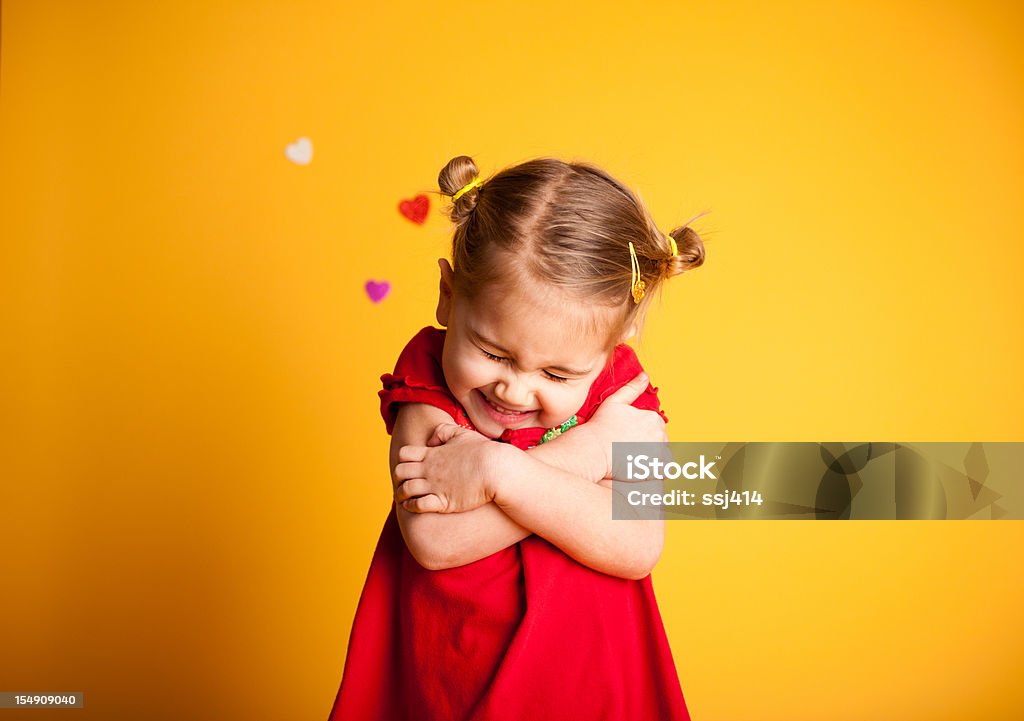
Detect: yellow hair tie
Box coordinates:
(667, 232, 678, 257)
(629, 241, 646, 304)
(452, 177, 484, 201)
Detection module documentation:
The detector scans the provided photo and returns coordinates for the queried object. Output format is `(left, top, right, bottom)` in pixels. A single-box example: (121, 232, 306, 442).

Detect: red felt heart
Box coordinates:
(398, 194, 429, 224)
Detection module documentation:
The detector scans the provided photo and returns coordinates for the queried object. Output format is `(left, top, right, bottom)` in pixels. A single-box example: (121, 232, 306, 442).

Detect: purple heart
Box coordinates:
(365, 280, 391, 303)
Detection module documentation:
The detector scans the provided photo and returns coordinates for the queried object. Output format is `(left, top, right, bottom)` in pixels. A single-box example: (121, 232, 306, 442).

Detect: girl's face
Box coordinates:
(435, 259, 622, 440)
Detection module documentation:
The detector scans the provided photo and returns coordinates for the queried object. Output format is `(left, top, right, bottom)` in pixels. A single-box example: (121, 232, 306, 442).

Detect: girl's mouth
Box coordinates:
(477, 390, 536, 425)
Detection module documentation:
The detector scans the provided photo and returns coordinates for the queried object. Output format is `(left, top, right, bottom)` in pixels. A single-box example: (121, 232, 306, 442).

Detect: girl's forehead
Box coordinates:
(479, 275, 617, 322)
(461, 286, 617, 367)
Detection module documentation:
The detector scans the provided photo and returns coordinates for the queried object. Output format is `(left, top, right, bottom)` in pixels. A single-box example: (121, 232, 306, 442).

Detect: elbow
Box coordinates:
(402, 533, 453, 571)
(621, 557, 657, 581)
(411, 552, 446, 572)
(410, 546, 457, 572)
(621, 530, 665, 581)
(396, 512, 458, 571)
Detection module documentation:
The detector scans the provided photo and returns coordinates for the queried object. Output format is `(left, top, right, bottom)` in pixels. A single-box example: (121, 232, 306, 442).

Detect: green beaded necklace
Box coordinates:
(539, 415, 579, 444)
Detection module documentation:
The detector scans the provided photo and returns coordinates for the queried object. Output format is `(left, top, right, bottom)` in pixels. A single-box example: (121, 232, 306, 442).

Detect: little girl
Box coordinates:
(329, 155, 705, 721)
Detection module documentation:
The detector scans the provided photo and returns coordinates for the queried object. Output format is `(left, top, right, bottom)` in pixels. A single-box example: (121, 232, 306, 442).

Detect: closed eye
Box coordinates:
(480, 348, 569, 384)
(481, 349, 509, 364)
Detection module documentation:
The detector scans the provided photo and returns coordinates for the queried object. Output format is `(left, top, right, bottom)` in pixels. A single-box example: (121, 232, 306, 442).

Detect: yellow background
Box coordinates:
(2, 1, 1022, 719)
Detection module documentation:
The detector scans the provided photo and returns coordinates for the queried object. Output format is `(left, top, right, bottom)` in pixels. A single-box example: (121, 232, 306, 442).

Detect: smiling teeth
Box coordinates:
(488, 398, 528, 414)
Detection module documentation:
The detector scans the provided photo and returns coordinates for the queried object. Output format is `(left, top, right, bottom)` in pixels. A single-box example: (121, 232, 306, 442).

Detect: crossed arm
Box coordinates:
(389, 377, 668, 580)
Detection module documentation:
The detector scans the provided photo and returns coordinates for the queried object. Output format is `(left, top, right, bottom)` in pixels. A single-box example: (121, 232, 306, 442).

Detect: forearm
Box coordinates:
(492, 447, 664, 580)
(396, 419, 606, 571)
(396, 500, 530, 570)
(523, 424, 606, 483)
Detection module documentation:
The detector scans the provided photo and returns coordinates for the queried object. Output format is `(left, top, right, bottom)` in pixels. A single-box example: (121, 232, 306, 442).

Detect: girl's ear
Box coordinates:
(435, 258, 455, 327)
(619, 323, 638, 343)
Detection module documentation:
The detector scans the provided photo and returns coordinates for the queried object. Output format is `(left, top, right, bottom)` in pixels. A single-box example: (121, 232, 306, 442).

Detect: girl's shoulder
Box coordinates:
(388, 326, 446, 380)
(400, 325, 445, 357)
(378, 326, 468, 435)
(578, 343, 668, 422)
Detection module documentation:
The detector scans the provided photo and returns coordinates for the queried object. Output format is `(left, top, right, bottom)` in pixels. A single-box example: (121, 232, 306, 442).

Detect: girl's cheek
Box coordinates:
(456, 360, 488, 388)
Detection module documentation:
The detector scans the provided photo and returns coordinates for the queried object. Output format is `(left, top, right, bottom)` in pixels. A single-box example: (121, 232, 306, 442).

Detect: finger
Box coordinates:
(426, 422, 462, 447)
(397, 445, 427, 462)
(401, 494, 445, 513)
(394, 478, 429, 503)
(393, 461, 425, 483)
(604, 371, 650, 405)
(642, 415, 669, 440)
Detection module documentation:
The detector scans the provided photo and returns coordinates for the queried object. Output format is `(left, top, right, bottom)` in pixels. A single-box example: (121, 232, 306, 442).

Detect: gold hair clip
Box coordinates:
(629, 241, 646, 304)
(452, 177, 484, 201)
(667, 232, 678, 257)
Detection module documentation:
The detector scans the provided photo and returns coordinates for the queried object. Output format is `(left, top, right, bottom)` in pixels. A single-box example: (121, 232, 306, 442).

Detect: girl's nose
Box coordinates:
(495, 375, 532, 409)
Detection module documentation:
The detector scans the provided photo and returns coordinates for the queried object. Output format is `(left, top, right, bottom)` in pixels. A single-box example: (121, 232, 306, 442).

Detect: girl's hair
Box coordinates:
(436, 155, 706, 349)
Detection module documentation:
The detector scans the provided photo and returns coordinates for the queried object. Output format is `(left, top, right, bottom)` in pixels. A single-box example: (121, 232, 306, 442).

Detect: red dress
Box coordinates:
(329, 327, 690, 721)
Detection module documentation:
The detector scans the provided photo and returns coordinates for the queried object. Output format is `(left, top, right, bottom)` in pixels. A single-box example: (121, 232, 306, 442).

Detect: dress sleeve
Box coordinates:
(378, 327, 462, 435)
(585, 344, 669, 424)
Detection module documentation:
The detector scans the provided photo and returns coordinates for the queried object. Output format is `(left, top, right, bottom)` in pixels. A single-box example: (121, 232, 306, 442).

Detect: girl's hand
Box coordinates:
(394, 423, 511, 514)
(585, 372, 668, 479)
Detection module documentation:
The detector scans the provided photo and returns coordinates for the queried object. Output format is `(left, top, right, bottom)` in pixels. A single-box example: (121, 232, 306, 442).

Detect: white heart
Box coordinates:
(285, 137, 313, 165)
